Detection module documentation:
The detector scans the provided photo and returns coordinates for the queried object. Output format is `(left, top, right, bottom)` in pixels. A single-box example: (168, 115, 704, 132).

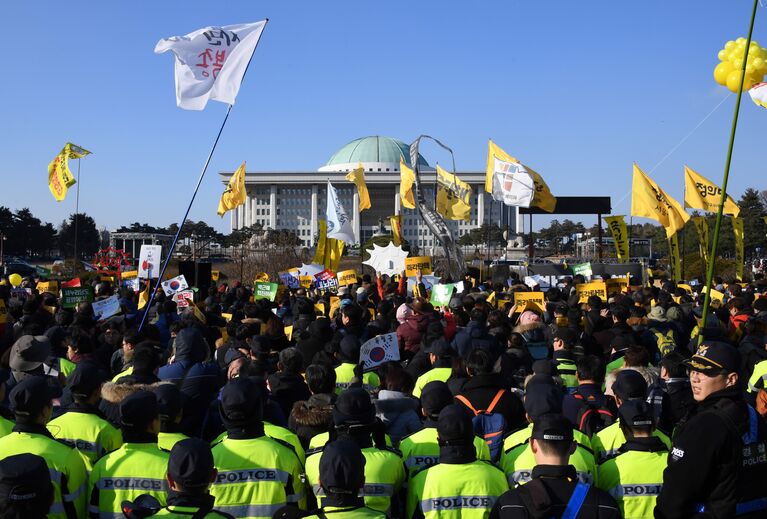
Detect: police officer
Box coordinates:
(122, 438, 234, 518)
(591, 369, 670, 463)
(89, 390, 170, 518)
(0, 376, 87, 519)
(334, 336, 380, 394)
(406, 404, 508, 518)
(47, 362, 122, 469)
(399, 381, 490, 479)
(210, 377, 305, 518)
(491, 414, 620, 518)
(305, 387, 404, 516)
(596, 399, 668, 518)
(0, 453, 54, 517)
(500, 382, 597, 487)
(155, 384, 189, 451)
(412, 339, 455, 398)
(655, 342, 755, 518)
(552, 328, 579, 392)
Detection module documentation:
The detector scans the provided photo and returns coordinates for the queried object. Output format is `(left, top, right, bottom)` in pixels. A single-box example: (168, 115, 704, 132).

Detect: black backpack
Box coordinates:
(573, 392, 615, 437)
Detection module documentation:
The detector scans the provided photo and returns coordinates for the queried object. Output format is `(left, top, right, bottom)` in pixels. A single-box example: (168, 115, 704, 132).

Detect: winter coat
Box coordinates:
(288, 392, 336, 449)
(267, 371, 312, 419)
(397, 313, 433, 354)
(296, 319, 333, 369)
(454, 373, 526, 432)
(373, 390, 422, 446)
(452, 320, 501, 360)
(99, 380, 169, 427)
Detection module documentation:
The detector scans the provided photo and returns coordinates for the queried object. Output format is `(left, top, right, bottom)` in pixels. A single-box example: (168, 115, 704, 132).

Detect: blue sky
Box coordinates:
(1, 1, 765, 234)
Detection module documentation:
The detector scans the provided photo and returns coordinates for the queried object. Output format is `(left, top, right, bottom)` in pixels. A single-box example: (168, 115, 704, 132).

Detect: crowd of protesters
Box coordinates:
(0, 266, 765, 518)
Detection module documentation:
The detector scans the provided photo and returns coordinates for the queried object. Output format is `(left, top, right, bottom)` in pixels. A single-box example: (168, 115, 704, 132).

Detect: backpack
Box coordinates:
(573, 392, 615, 437)
(455, 389, 507, 462)
(653, 329, 676, 357)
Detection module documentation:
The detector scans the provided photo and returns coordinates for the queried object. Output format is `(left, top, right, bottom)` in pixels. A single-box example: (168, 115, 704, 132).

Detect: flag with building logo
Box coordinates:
(48, 143, 91, 202)
(217, 162, 247, 216)
(604, 215, 629, 263)
(399, 156, 416, 209)
(345, 163, 371, 211)
(326, 181, 355, 244)
(668, 232, 681, 282)
(631, 164, 689, 237)
(486, 140, 556, 211)
(390, 215, 403, 246)
(692, 216, 709, 266)
(684, 166, 740, 217)
(436, 165, 472, 221)
(154, 20, 268, 110)
(732, 216, 744, 281)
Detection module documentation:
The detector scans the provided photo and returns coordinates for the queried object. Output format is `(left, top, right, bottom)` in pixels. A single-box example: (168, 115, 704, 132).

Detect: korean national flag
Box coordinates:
(161, 275, 189, 296)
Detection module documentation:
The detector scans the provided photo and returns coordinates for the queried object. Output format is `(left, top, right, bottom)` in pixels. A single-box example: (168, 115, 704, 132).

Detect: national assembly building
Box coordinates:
(220, 136, 520, 250)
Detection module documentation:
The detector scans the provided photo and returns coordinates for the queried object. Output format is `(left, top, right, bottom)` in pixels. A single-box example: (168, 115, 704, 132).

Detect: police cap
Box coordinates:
(437, 404, 474, 445)
(220, 377, 263, 423)
(611, 369, 648, 400)
(154, 384, 183, 422)
(168, 438, 214, 490)
(524, 383, 563, 419)
(120, 390, 159, 430)
(333, 387, 375, 427)
(618, 399, 655, 428)
(0, 453, 53, 505)
(531, 413, 573, 442)
(67, 362, 106, 399)
(684, 340, 740, 376)
(9, 376, 57, 419)
(420, 381, 453, 418)
(319, 439, 366, 494)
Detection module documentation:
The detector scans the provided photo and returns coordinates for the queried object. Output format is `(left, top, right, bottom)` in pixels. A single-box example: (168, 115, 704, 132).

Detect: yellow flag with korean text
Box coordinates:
(390, 215, 403, 246)
(48, 143, 90, 202)
(692, 216, 709, 266)
(486, 140, 556, 212)
(346, 163, 371, 211)
(684, 166, 740, 217)
(668, 232, 681, 282)
(436, 165, 472, 221)
(217, 162, 247, 216)
(631, 164, 689, 236)
(399, 156, 416, 209)
(732, 216, 744, 281)
(604, 215, 629, 263)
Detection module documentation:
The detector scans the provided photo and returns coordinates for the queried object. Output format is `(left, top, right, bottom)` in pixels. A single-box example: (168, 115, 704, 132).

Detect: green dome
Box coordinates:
(320, 136, 430, 171)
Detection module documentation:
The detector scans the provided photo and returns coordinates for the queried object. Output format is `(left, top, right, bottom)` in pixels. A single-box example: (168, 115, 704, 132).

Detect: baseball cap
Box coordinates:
(423, 338, 453, 357)
(437, 404, 473, 445)
(67, 362, 107, 399)
(618, 399, 654, 428)
(9, 376, 57, 419)
(531, 413, 573, 442)
(155, 384, 183, 422)
(419, 381, 453, 417)
(552, 328, 576, 346)
(339, 335, 361, 363)
(0, 454, 53, 506)
(9, 335, 51, 373)
(220, 377, 263, 423)
(120, 390, 159, 430)
(333, 387, 375, 427)
(524, 384, 563, 420)
(168, 438, 214, 489)
(319, 439, 366, 494)
(685, 341, 740, 375)
(611, 369, 648, 400)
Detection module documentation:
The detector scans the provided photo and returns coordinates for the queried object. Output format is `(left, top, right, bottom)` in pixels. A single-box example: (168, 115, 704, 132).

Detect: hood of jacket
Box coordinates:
(374, 390, 419, 415)
(101, 381, 170, 405)
(173, 327, 209, 363)
(290, 393, 335, 427)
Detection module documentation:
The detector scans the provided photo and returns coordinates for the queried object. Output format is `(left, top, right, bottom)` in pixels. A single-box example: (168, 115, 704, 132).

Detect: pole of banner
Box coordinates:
(699, 0, 759, 345)
(74, 159, 81, 265)
(138, 104, 234, 332)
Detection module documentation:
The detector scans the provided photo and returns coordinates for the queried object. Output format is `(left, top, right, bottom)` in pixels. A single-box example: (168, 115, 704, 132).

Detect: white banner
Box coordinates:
(492, 156, 534, 207)
(138, 245, 162, 279)
(326, 181, 355, 244)
(93, 295, 121, 321)
(155, 20, 268, 110)
(161, 275, 189, 296)
(360, 332, 400, 370)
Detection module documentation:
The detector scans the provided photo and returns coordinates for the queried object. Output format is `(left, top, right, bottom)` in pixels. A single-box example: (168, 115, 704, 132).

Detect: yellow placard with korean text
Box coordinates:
(513, 291, 545, 313)
(300, 276, 314, 289)
(605, 277, 629, 295)
(337, 270, 358, 287)
(405, 256, 432, 276)
(121, 270, 138, 280)
(576, 281, 607, 303)
(36, 281, 59, 294)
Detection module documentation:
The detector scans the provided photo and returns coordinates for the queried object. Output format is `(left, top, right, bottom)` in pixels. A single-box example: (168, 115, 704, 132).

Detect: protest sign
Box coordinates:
(406, 275, 441, 295)
(360, 332, 400, 370)
(337, 270, 358, 287)
(576, 281, 607, 303)
(93, 295, 120, 320)
(61, 287, 94, 308)
(405, 256, 433, 276)
(284, 325, 293, 341)
(605, 277, 629, 295)
(513, 291, 545, 313)
(299, 276, 314, 288)
(122, 278, 140, 292)
(430, 283, 455, 307)
(254, 282, 279, 301)
(572, 262, 593, 277)
(161, 275, 189, 296)
(138, 245, 162, 279)
(172, 290, 195, 311)
(279, 271, 300, 289)
(315, 276, 339, 291)
(121, 270, 138, 280)
(36, 281, 58, 293)
(61, 278, 81, 288)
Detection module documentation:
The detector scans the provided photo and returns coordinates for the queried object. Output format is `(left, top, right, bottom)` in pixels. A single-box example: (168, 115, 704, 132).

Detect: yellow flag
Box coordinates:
(604, 215, 629, 263)
(217, 162, 247, 216)
(137, 283, 150, 310)
(486, 140, 556, 212)
(684, 166, 740, 217)
(326, 238, 345, 272)
(345, 163, 371, 211)
(631, 164, 690, 236)
(436, 165, 472, 221)
(390, 215, 403, 246)
(691, 216, 709, 266)
(732, 216, 744, 281)
(48, 143, 89, 202)
(399, 156, 416, 209)
(313, 220, 327, 265)
(668, 232, 681, 282)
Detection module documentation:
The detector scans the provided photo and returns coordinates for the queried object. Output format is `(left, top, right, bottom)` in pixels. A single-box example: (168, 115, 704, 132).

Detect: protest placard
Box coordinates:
(337, 270, 358, 287)
(576, 281, 607, 303)
(138, 245, 162, 279)
(513, 291, 546, 313)
(254, 282, 279, 301)
(93, 295, 120, 320)
(61, 287, 94, 308)
(405, 256, 433, 276)
(430, 283, 455, 307)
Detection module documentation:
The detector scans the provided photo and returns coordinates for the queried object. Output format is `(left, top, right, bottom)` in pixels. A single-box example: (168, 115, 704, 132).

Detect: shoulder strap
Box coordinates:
(562, 482, 590, 519)
(486, 389, 506, 414)
(454, 394, 480, 416)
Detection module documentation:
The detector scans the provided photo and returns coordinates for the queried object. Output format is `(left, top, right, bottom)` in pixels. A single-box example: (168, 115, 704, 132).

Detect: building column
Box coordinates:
(231, 208, 236, 231)
(394, 185, 401, 215)
(269, 185, 277, 229)
(477, 188, 485, 226)
(244, 192, 252, 227)
(353, 191, 360, 245)
(310, 184, 318, 246)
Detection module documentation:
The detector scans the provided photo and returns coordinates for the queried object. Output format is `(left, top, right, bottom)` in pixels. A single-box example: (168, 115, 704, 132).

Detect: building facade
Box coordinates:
(221, 136, 519, 249)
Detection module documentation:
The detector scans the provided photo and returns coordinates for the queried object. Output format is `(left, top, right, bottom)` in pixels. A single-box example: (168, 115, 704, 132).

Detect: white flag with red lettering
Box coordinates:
(155, 20, 268, 110)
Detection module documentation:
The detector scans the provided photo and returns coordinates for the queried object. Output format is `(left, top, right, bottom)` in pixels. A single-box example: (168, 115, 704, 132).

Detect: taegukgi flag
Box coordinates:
(154, 20, 268, 110)
(326, 181, 355, 244)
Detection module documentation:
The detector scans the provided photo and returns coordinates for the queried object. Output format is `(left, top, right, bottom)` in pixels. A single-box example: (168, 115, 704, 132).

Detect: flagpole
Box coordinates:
(138, 104, 233, 331)
(699, 0, 758, 344)
(74, 158, 81, 264)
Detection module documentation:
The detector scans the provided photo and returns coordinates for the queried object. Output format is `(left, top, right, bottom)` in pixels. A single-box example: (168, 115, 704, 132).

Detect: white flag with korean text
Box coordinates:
(154, 20, 268, 110)
(326, 181, 355, 244)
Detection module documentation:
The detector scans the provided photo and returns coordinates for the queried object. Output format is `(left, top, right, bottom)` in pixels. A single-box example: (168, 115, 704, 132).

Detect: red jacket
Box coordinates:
(396, 313, 433, 353)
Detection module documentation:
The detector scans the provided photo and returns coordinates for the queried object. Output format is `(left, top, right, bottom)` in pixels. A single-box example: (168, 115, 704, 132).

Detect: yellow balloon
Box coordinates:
(746, 64, 755, 75)
(725, 40, 736, 50)
(727, 69, 746, 92)
(714, 61, 734, 85)
(8, 273, 22, 288)
(737, 37, 747, 45)
(718, 50, 728, 61)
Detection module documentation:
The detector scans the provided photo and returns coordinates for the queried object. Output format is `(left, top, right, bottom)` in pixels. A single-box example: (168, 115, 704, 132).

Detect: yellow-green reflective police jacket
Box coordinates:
(399, 426, 490, 479)
(48, 409, 123, 470)
(303, 504, 385, 518)
(591, 420, 671, 462)
(413, 368, 452, 398)
(334, 363, 380, 394)
(158, 431, 189, 452)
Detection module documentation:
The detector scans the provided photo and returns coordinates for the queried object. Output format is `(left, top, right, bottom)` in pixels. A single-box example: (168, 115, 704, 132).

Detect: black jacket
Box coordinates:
(455, 373, 526, 431)
(490, 465, 620, 518)
(267, 371, 312, 419)
(655, 385, 749, 519)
